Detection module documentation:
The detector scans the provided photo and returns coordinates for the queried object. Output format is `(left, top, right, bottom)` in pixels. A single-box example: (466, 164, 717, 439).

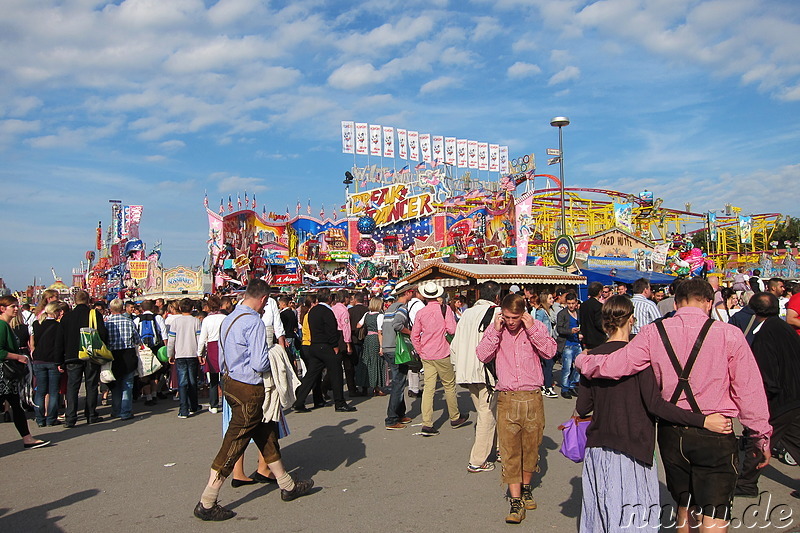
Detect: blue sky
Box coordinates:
(1, 0, 798, 291)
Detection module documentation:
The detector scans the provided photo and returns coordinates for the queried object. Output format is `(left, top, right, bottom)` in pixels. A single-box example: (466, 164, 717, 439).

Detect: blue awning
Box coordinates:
(578, 268, 677, 286)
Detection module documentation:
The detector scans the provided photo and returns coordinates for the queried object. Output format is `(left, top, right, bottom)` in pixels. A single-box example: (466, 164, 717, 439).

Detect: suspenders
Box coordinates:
(654, 318, 715, 414)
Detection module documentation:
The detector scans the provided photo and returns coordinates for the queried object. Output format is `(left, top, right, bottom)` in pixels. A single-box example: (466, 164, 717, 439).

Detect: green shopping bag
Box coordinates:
(78, 311, 114, 364)
(394, 332, 413, 365)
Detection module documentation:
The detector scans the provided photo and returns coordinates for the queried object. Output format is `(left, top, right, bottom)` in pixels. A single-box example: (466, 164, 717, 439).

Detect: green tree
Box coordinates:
(771, 216, 800, 246)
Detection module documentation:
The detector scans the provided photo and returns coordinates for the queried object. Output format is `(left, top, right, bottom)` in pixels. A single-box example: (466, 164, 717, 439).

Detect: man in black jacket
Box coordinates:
(579, 282, 606, 350)
(61, 290, 109, 427)
(347, 292, 369, 396)
(737, 292, 800, 498)
(292, 289, 356, 413)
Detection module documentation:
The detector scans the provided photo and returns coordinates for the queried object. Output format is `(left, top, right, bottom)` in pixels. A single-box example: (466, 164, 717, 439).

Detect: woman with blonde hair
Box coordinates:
(534, 290, 558, 398)
(356, 297, 386, 396)
(31, 301, 66, 426)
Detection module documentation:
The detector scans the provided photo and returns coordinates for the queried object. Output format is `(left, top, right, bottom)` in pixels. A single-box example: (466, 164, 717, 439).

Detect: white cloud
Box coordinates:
(512, 34, 539, 53)
(337, 15, 436, 55)
(214, 174, 269, 193)
(207, 0, 264, 26)
(473, 16, 502, 40)
(548, 65, 580, 85)
(328, 62, 387, 89)
(159, 140, 186, 151)
(420, 76, 459, 94)
(145, 154, 167, 162)
(507, 61, 542, 79)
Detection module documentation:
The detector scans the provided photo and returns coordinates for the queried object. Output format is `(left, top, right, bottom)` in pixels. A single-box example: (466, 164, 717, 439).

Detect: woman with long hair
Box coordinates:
(31, 302, 66, 426)
(534, 290, 558, 398)
(576, 295, 731, 532)
(0, 296, 50, 449)
(713, 287, 740, 321)
(356, 297, 386, 397)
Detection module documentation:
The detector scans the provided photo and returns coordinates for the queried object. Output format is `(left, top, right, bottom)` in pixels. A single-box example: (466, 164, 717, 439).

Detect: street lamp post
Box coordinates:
(550, 117, 570, 236)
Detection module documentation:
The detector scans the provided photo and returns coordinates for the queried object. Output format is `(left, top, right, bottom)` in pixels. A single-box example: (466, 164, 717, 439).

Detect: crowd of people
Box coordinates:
(1, 272, 799, 530)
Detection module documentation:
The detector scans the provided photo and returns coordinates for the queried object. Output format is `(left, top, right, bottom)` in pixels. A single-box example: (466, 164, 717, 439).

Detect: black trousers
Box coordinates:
(344, 343, 360, 393)
(0, 393, 31, 438)
(65, 362, 100, 424)
(299, 345, 324, 406)
(295, 344, 345, 408)
(738, 407, 800, 493)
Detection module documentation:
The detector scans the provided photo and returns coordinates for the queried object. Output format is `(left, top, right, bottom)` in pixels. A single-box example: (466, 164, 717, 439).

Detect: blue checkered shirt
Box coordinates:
(105, 313, 141, 350)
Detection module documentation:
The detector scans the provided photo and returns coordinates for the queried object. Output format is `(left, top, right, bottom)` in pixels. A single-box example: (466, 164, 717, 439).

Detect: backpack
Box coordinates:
(478, 305, 499, 392)
(139, 314, 164, 351)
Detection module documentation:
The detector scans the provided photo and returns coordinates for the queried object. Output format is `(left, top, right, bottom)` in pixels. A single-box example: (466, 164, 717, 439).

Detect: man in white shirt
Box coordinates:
(406, 287, 425, 397)
(631, 278, 661, 335)
(260, 293, 286, 349)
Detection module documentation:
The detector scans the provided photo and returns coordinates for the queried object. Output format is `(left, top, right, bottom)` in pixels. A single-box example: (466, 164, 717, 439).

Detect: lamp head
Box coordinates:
(550, 116, 570, 128)
(343, 171, 354, 184)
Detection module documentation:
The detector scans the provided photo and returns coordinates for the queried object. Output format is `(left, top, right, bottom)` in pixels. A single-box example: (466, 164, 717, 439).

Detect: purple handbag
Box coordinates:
(558, 416, 592, 463)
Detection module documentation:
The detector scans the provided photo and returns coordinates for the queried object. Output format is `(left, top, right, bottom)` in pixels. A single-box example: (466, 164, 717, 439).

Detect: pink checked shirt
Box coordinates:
(476, 320, 557, 391)
(411, 301, 457, 360)
(332, 302, 352, 344)
(576, 306, 772, 446)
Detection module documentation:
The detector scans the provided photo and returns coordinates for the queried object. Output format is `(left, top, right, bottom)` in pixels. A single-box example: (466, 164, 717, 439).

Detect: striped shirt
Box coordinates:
(631, 294, 661, 335)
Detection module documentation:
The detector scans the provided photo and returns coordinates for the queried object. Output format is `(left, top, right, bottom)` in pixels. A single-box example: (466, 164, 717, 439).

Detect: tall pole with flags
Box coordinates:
(550, 117, 570, 237)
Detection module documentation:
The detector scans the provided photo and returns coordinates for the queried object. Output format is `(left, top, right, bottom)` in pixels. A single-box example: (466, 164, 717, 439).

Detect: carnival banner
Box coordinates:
(355, 123, 368, 155)
(207, 209, 224, 267)
(408, 131, 419, 161)
(163, 266, 203, 293)
(420, 133, 431, 163)
(127, 205, 143, 239)
(273, 272, 303, 285)
(382, 126, 395, 158)
(347, 183, 435, 227)
(614, 202, 634, 232)
(432, 135, 444, 164)
(397, 128, 407, 159)
(739, 215, 752, 244)
(489, 144, 499, 172)
(516, 194, 534, 266)
(445, 137, 456, 165)
(457, 139, 468, 168)
(707, 212, 718, 243)
(468, 140, 478, 169)
(500, 146, 509, 173)
(128, 260, 149, 280)
(369, 124, 382, 156)
(341, 121, 354, 154)
(478, 142, 489, 171)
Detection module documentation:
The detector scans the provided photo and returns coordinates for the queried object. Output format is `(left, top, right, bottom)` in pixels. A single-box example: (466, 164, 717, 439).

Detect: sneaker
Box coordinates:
(467, 462, 495, 473)
(420, 426, 439, 436)
(193, 501, 235, 521)
(281, 478, 314, 502)
(521, 484, 537, 510)
(506, 497, 526, 524)
(569, 388, 579, 397)
(385, 423, 406, 430)
(209, 407, 219, 414)
(542, 387, 557, 398)
(561, 389, 573, 400)
(178, 414, 189, 419)
(450, 416, 469, 429)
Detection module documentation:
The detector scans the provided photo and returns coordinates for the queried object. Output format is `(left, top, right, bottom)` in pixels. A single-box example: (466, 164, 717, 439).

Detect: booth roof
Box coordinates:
(401, 263, 586, 288)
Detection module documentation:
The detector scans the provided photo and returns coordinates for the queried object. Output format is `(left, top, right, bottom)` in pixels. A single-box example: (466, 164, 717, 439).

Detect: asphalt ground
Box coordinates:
(2, 378, 800, 532)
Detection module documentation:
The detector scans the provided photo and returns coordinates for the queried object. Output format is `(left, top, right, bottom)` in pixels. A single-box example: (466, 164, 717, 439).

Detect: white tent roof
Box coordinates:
(401, 263, 586, 288)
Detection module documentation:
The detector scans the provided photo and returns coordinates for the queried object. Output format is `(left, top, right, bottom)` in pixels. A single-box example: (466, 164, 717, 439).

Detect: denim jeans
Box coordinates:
(33, 363, 61, 425)
(560, 344, 581, 390)
(382, 351, 407, 425)
(175, 357, 200, 416)
(111, 370, 136, 419)
(542, 357, 555, 389)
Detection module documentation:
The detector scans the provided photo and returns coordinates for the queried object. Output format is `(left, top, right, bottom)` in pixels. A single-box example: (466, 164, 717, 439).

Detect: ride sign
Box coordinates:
(552, 235, 576, 268)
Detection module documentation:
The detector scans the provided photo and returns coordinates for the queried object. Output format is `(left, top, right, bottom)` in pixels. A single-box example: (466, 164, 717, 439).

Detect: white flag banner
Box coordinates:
(408, 131, 419, 161)
(468, 140, 479, 169)
(499, 146, 509, 173)
(397, 128, 408, 159)
(432, 135, 444, 164)
(420, 133, 431, 163)
(369, 124, 382, 156)
(355, 123, 368, 155)
(478, 142, 489, 170)
(383, 126, 395, 158)
(445, 137, 457, 166)
(489, 144, 499, 172)
(457, 139, 468, 168)
(341, 121, 354, 154)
